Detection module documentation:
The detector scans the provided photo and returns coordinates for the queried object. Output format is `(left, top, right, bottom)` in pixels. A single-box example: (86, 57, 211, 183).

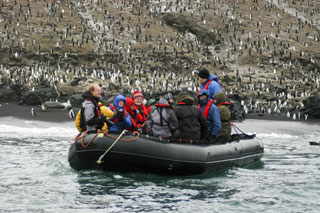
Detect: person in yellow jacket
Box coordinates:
(75, 102, 115, 132)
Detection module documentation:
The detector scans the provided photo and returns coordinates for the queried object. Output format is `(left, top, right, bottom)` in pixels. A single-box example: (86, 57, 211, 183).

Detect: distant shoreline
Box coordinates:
(0, 102, 77, 123)
(1, 102, 319, 124)
(244, 113, 320, 123)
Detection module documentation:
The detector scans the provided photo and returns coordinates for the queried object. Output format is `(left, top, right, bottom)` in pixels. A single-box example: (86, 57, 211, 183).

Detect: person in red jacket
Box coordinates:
(125, 91, 149, 132)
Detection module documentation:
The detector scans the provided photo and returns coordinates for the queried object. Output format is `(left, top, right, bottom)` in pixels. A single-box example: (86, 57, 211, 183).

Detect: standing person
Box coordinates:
(173, 93, 208, 141)
(125, 90, 149, 132)
(79, 83, 114, 132)
(198, 69, 222, 98)
(198, 90, 221, 142)
(108, 94, 133, 132)
(146, 93, 179, 138)
(213, 92, 232, 140)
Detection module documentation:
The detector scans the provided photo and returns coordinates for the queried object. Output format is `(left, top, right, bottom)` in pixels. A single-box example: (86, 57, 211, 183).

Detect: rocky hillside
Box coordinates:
(0, 0, 320, 119)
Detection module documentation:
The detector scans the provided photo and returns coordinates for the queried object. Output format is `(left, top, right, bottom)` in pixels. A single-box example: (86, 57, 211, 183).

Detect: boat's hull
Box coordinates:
(68, 133, 264, 176)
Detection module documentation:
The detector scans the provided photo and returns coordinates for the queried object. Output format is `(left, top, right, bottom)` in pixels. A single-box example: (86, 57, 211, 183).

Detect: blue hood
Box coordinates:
(208, 74, 219, 83)
(113, 94, 127, 109)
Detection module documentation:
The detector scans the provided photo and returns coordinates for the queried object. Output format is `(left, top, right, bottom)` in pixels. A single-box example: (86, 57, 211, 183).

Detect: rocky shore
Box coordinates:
(1, 0, 320, 121)
(1, 101, 319, 126)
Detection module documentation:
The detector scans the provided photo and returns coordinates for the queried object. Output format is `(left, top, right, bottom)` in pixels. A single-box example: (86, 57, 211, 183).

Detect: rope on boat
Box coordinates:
(231, 122, 255, 138)
(96, 129, 129, 164)
(73, 129, 140, 148)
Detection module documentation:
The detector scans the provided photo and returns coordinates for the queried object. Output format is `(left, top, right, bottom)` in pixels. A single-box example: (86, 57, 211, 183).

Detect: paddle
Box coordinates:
(309, 141, 320, 146)
(96, 130, 128, 164)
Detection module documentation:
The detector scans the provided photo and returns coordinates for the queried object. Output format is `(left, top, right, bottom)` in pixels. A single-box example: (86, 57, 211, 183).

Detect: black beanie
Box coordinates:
(198, 69, 210, 79)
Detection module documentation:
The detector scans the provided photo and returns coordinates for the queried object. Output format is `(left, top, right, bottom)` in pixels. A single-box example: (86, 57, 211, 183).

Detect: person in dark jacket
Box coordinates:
(198, 69, 222, 98)
(173, 93, 208, 141)
(214, 92, 232, 140)
(146, 93, 179, 138)
(80, 83, 113, 132)
(108, 94, 133, 132)
(198, 90, 221, 141)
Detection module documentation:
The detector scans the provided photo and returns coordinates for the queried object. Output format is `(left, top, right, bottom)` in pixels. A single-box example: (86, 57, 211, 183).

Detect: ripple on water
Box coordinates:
(0, 120, 320, 212)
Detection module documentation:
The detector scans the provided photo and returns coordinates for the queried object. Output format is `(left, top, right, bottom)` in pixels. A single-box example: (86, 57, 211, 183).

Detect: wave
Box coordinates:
(257, 133, 299, 139)
(0, 123, 78, 139)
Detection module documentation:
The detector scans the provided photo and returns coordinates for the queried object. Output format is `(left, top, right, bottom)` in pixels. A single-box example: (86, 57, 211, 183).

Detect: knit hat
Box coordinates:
(198, 69, 210, 79)
(146, 98, 156, 107)
(163, 93, 173, 101)
(213, 92, 226, 104)
(176, 93, 194, 104)
(132, 90, 143, 99)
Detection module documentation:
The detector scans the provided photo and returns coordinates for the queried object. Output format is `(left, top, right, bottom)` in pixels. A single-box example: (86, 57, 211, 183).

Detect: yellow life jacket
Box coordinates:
(75, 102, 115, 132)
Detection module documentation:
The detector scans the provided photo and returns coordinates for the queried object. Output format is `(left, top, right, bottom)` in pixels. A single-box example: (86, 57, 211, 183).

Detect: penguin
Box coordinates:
(31, 108, 37, 117)
(68, 109, 75, 119)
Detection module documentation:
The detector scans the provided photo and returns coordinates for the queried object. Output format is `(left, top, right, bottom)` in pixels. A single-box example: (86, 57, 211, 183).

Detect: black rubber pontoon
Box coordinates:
(68, 132, 264, 176)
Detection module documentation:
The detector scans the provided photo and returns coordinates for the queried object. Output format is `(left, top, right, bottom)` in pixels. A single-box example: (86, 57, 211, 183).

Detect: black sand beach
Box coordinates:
(0, 102, 77, 123)
(1, 102, 319, 125)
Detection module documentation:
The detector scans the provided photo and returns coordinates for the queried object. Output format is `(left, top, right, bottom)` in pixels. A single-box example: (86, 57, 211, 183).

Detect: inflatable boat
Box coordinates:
(68, 131, 264, 176)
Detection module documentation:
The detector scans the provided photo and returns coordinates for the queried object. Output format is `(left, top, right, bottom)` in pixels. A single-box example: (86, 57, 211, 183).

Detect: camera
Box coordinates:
(117, 108, 125, 121)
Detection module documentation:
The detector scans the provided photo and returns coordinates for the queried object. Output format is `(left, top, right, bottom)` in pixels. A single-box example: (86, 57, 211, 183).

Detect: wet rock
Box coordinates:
(162, 13, 221, 46)
(229, 100, 245, 121)
(0, 83, 21, 102)
(302, 95, 320, 119)
(19, 91, 43, 105)
(20, 83, 58, 105)
(227, 94, 245, 121)
(70, 77, 81, 86)
(69, 94, 83, 107)
(43, 101, 65, 109)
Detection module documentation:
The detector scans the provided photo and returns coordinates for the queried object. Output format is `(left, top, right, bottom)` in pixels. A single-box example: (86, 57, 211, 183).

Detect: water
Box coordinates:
(0, 118, 319, 213)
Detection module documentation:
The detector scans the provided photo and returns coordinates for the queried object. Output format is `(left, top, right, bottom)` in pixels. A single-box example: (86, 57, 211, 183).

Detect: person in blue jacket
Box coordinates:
(198, 89, 221, 142)
(108, 94, 133, 132)
(198, 69, 222, 98)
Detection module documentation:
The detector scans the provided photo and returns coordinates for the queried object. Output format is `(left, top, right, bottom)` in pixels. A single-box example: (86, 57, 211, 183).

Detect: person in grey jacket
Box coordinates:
(81, 83, 113, 132)
(146, 93, 179, 138)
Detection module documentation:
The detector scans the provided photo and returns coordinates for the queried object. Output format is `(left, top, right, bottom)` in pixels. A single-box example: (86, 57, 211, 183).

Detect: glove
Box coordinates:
(112, 110, 117, 117)
(116, 109, 125, 121)
(100, 114, 114, 126)
(105, 119, 114, 127)
(100, 114, 107, 123)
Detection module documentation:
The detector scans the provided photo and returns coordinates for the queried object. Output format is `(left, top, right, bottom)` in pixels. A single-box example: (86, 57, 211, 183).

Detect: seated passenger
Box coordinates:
(146, 98, 157, 114)
(76, 84, 114, 133)
(146, 93, 179, 138)
(214, 92, 232, 140)
(173, 93, 208, 141)
(108, 94, 133, 132)
(75, 101, 114, 133)
(125, 90, 149, 132)
(198, 90, 221, 142)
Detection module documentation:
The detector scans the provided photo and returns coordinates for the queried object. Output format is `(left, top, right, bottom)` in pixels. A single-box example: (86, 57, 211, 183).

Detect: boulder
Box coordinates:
(302, 95, 320, 119)
(19, 83, 58, 105)
(0, 84, 20, 102)
(43, 101, 65, 109)
(162, 13, 221, 46)
(229, 100, 245, 121)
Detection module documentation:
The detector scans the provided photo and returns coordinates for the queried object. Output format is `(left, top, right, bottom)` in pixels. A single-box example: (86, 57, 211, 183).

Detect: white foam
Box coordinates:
(0, 124, 78, 139)
(257, 133, 299, 139)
